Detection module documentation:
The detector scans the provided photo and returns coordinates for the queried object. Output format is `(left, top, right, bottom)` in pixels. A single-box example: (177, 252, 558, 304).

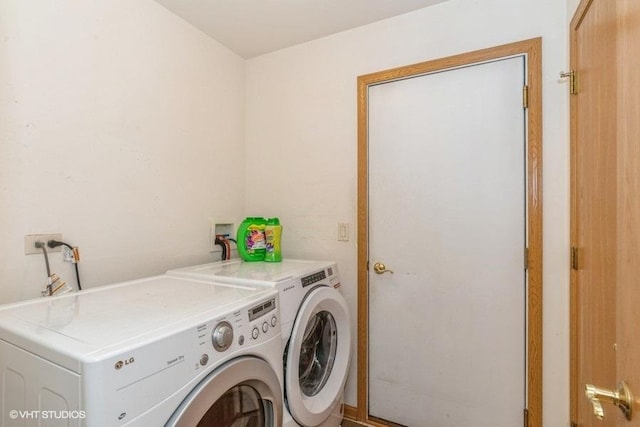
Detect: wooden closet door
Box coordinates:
(571, 0, 640, 425)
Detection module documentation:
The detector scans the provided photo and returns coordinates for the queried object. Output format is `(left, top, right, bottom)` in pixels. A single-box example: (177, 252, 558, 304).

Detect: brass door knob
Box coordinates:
(372, 262, 393, 275)
(585, 381, 633, 420)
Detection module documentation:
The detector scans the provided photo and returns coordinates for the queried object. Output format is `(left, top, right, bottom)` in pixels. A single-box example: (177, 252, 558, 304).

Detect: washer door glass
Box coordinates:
(197, 385, 266, 427)
(299, 310, 338, 397)
(167, 357, 282, 427)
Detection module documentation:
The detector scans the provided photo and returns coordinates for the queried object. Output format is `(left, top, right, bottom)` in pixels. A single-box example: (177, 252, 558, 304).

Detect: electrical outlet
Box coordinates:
(25, 234, 63, 255)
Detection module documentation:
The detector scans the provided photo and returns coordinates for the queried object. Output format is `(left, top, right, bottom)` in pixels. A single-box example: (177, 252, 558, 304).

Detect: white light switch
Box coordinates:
(338, 223, 349, 242)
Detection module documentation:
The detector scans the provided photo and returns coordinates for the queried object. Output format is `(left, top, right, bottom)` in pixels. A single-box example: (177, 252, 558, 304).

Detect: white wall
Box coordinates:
(567, 0, 581, 21)
(0, 0, 574, 424)
(245, 0, 570, 425)
(0, 0, 246, 303)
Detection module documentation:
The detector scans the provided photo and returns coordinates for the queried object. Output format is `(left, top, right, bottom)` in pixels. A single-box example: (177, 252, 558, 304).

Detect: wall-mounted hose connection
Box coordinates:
(214, 235, 236, 261)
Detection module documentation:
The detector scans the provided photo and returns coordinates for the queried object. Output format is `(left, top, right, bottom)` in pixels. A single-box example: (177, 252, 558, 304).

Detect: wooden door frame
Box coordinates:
(569, 2, 586, 423)
(349, 38, 543, 427)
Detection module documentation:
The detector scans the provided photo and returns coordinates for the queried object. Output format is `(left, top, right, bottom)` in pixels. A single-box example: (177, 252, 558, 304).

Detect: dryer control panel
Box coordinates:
(202, 295, 279, 359)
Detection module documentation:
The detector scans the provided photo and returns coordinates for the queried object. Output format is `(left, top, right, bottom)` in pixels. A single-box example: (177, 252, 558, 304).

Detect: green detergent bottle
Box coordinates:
(264, 218, 282, 262)
(237, 217, 267, 261)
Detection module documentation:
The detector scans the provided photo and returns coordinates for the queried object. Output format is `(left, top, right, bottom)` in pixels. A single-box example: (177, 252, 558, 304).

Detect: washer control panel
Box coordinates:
(92, 290, 280, 425)
(249, 297, 276, 321)
(248, 297, 278, 341)
(202, 295, 279, 360)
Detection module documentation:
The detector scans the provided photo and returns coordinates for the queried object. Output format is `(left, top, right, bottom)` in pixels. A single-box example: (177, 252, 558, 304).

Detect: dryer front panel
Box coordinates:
(299, 310, 338, 397)
(285, 286, 351, 426)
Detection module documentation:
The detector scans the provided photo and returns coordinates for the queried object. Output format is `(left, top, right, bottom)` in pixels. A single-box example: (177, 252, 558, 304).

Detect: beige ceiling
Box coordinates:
(155, 0, 449, 58)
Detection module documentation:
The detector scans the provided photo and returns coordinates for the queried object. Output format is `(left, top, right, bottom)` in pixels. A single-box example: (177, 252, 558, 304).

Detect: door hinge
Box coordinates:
(571, 246, 579, 270)
(524, 248, 529, 270)
(524, 408, 529, 427)
(560, 70, 577, 95)
(523, 85, 529, 109)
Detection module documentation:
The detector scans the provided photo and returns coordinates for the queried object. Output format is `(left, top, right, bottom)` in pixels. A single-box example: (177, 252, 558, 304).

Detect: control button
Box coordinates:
(238, 335, 245, 346)
(252, 327, 259, 339)
(271, 316, 277, 327)
(212, 321, 233, 352)
(262, 322, 269, 333)
(200, 354, 209, 366)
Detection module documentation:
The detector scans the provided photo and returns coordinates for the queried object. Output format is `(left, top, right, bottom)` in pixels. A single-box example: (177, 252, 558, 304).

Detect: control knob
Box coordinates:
(212, 321, 233, 352)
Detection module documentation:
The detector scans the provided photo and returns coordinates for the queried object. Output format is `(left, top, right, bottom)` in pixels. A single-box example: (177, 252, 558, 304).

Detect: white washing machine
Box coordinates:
(167, 259, 352, 427)
(0, 275, 283, 427)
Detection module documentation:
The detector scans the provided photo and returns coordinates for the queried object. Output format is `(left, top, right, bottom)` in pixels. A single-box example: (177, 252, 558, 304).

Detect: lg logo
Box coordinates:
(114, 357, 135, 370)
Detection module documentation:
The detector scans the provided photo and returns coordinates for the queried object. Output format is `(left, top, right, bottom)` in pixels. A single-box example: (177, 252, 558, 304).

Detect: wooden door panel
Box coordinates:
(571, 0, 640, 425)
(616, 0, 640, 425)
(571, 0, 618, 425)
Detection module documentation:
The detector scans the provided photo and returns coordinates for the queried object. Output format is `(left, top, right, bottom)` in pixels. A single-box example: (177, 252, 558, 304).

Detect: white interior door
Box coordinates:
(368, 57, 527, 426)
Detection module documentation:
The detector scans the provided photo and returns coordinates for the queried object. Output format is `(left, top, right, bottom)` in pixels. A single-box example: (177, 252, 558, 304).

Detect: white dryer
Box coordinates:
(167, 259, 352, 427)
(0, 275, 283, 427)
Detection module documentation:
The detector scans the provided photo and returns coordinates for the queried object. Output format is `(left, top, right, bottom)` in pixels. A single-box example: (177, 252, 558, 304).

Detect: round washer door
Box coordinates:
(285, 286, 351, 426)
(167, 356, 282, 427)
